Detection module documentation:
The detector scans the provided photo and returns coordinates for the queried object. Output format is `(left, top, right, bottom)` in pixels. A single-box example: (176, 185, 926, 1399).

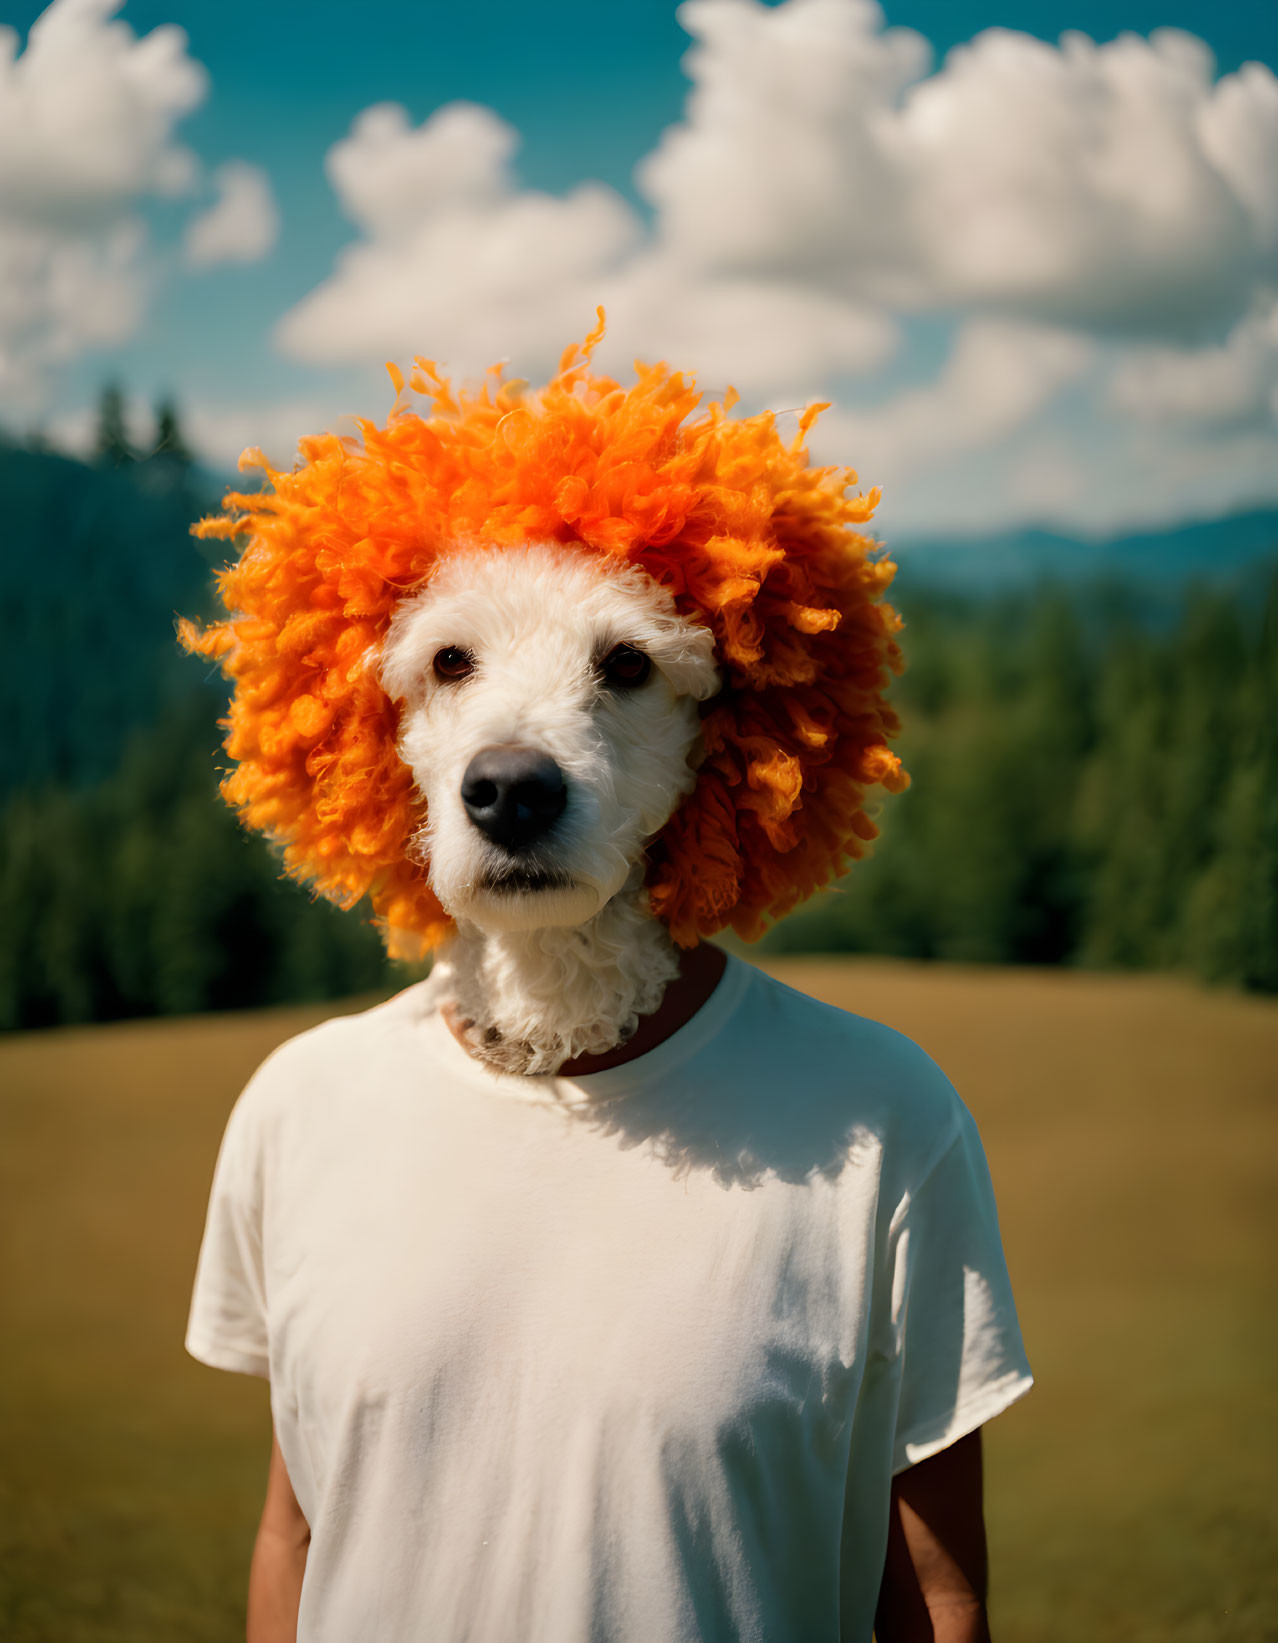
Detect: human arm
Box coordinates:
(184, 1065, 311, 1637)
(870, 1086, 1031, 1641)
(246, 1427, 311, 1643)
(874, 1429, 990, 1643)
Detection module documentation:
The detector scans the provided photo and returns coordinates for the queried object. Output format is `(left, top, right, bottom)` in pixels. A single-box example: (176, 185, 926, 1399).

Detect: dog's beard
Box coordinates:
(457, 863, 606, 934)
(425, 870, 680, 1075)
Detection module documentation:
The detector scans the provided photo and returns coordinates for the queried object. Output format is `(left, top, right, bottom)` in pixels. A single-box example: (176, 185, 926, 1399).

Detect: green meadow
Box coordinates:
(2, 957, 1275, 1642)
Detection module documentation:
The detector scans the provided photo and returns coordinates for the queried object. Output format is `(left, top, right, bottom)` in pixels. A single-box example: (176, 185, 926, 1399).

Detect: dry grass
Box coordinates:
(1, 958, 1275, 1641)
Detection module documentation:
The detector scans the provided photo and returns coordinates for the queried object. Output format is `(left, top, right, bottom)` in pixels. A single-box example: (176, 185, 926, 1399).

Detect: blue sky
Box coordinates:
(4, 0, 1278, 536)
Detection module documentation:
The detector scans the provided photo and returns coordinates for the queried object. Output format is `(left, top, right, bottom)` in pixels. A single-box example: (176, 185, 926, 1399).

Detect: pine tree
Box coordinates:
(93, 382, 135, 467)
(1181, 564, 1278, 990)
(151, 395, 193, 467)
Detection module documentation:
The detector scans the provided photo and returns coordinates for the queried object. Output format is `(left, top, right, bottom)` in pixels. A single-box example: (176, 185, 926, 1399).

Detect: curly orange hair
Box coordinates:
(178, 314, 910, 960)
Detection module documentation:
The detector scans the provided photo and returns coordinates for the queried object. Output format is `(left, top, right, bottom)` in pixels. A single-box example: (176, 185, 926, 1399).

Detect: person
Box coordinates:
(181, 323, 1032, 1640)
(187, 938, 1031, 1643)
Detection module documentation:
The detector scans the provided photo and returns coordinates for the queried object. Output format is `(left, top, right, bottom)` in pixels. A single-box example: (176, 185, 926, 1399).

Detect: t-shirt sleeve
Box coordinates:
(889, 1100, 1033, 1474)
(185, 1078, 272, 1379)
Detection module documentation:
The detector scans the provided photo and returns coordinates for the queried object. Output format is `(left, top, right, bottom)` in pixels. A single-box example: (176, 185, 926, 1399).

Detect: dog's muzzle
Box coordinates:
(461, 745, 567, 853)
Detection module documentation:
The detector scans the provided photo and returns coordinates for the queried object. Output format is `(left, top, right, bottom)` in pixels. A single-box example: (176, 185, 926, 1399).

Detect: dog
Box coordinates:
(179, 319, 912, 1064)
(379, 541, 721, 1074)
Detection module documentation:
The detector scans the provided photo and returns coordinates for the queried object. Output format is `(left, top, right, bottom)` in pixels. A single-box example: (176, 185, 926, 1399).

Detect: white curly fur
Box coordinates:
(379, 544, 721, 1074)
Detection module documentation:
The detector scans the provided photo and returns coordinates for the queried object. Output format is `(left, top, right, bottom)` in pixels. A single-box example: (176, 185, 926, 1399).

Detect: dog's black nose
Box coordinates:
(460, 746, 567, 851)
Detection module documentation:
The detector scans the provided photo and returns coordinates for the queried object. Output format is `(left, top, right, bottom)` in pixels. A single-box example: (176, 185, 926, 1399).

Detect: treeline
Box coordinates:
(0, 390, 217, 796)
(762, 569, 1278, 994)
(0, 693, 398, 1030)
(0, 401, 403, 1029)
(1, 398, 1275, 1029)
(1, 564, 1275, 1031)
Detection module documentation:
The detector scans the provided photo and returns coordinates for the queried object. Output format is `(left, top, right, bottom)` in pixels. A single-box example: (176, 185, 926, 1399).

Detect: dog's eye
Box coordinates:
(600, 643, 652, 689)
(433, 646, 475, 682)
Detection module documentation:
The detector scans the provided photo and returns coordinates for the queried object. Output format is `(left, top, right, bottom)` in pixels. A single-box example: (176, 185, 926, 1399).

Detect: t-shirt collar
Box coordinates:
(419, 950, 755, 1107)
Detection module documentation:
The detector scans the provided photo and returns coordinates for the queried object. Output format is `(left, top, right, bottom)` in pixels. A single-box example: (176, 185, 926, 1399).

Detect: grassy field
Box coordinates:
(1, 957, 1275, 1642)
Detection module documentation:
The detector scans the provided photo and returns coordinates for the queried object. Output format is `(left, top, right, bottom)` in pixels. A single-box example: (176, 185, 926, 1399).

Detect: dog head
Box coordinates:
(178, 320, 911, 961)
(380, 543, 720, 932)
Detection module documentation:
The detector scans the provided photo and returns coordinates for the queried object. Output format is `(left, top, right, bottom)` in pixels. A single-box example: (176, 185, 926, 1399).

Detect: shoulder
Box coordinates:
(734, 961, 967, 1182)
(230, 981, 432, 1127)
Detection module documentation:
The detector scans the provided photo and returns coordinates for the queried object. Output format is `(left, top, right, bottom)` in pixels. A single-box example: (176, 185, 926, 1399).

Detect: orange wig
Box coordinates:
(178, 315, 910, 961)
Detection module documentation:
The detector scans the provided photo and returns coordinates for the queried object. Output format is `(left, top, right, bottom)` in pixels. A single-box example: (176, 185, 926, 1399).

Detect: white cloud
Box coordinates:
(819, 310, 1278, 537)
(1197, 61, 1278, 245)
(0, 0, 205, 226)
(638, 0, 928, 292)
(0, 0, 206, 409)
(0, 217, 148, 405)
(27, 0, 1272, 541)
(812, 320, 1093, 490)
(1105, 295, 1278, 427)
(276, 102, 643, 379)
(839, 414, 1278, 540)
(1001, 436, 1093, 526)
(600, 263, 897, 402)
(183, 160, 278, 269)
(274, 0, 1278, 456)
(1010, 422, 1278, 536)
(895, 26, 1276, 334)
(645, 1, 1278, 337)
(182, 395, 372, 472)
(274, 95, 899, 401)
(45, 385, 134, 458)
(326, 100, 516, 239)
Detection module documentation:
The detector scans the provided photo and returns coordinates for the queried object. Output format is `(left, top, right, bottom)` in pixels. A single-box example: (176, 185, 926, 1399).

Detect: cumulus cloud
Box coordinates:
(645, 0, 1278, 337)
(902, 29, 1277, 335)
(1106, 295, 1278, 427)
(22, 0, 1261, 536)
(278, 0, 1278, 396)
(0, 0, 207, 408)
(182, 395, 371, 472)
(276, 102, 643, 379)
(1001, 421, 1278, 536)
(812, 320, 1094, 495)
(827, 411, 1278, 540)
(272, 0, 1278, 516)
(637, 0, 929, 293)
(0, 0, 205, 226)
(0, 218, 150, 405)
(0, 2, 278, 406)
(274, 96, 898, 400)
(184, 160, 279, 269)
(325, 100, 516, 238)
(603, 263, 897, 402)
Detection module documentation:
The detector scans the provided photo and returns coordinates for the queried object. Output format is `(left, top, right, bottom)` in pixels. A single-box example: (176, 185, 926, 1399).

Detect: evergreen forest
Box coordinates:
(2, 393, 1275, 1030)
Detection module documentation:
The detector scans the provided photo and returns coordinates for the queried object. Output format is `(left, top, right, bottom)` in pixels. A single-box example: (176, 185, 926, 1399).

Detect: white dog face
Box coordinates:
(379, 543, 721, 933)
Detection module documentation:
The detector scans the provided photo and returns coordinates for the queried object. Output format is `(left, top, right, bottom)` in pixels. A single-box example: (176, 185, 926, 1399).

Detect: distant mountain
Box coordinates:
(890, 508, 1278, 616)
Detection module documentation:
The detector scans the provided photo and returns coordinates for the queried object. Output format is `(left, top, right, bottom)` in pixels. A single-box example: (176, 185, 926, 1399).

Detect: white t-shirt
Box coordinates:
(187, 953, 1032, 1643)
